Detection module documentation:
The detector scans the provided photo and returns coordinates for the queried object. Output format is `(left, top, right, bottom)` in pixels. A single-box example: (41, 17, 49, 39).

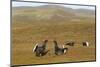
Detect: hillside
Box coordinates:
(12, 5, 95, 22)
(12, 5, 96, 66)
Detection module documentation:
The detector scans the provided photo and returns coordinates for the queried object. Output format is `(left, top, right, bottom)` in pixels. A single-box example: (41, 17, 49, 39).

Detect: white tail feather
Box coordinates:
(86, 42, 89, 47)
(64, 50, 66, 54)
(33, 43, 38, 53)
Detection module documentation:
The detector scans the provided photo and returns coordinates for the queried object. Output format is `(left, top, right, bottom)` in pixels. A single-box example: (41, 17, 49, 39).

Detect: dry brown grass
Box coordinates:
(12, 20, 96, 65)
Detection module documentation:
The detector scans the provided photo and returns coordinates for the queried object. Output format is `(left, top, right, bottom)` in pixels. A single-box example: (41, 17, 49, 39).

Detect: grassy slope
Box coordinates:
(12, 7, 96, 65)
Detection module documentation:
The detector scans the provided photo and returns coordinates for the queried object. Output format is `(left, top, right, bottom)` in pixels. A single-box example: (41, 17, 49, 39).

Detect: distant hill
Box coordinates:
(12, 5, 95, 22)
(74, 9, 95, 18)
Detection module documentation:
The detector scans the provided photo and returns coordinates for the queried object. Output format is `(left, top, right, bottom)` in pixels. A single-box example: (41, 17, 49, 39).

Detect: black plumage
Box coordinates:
(53, 40, 68, 55)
